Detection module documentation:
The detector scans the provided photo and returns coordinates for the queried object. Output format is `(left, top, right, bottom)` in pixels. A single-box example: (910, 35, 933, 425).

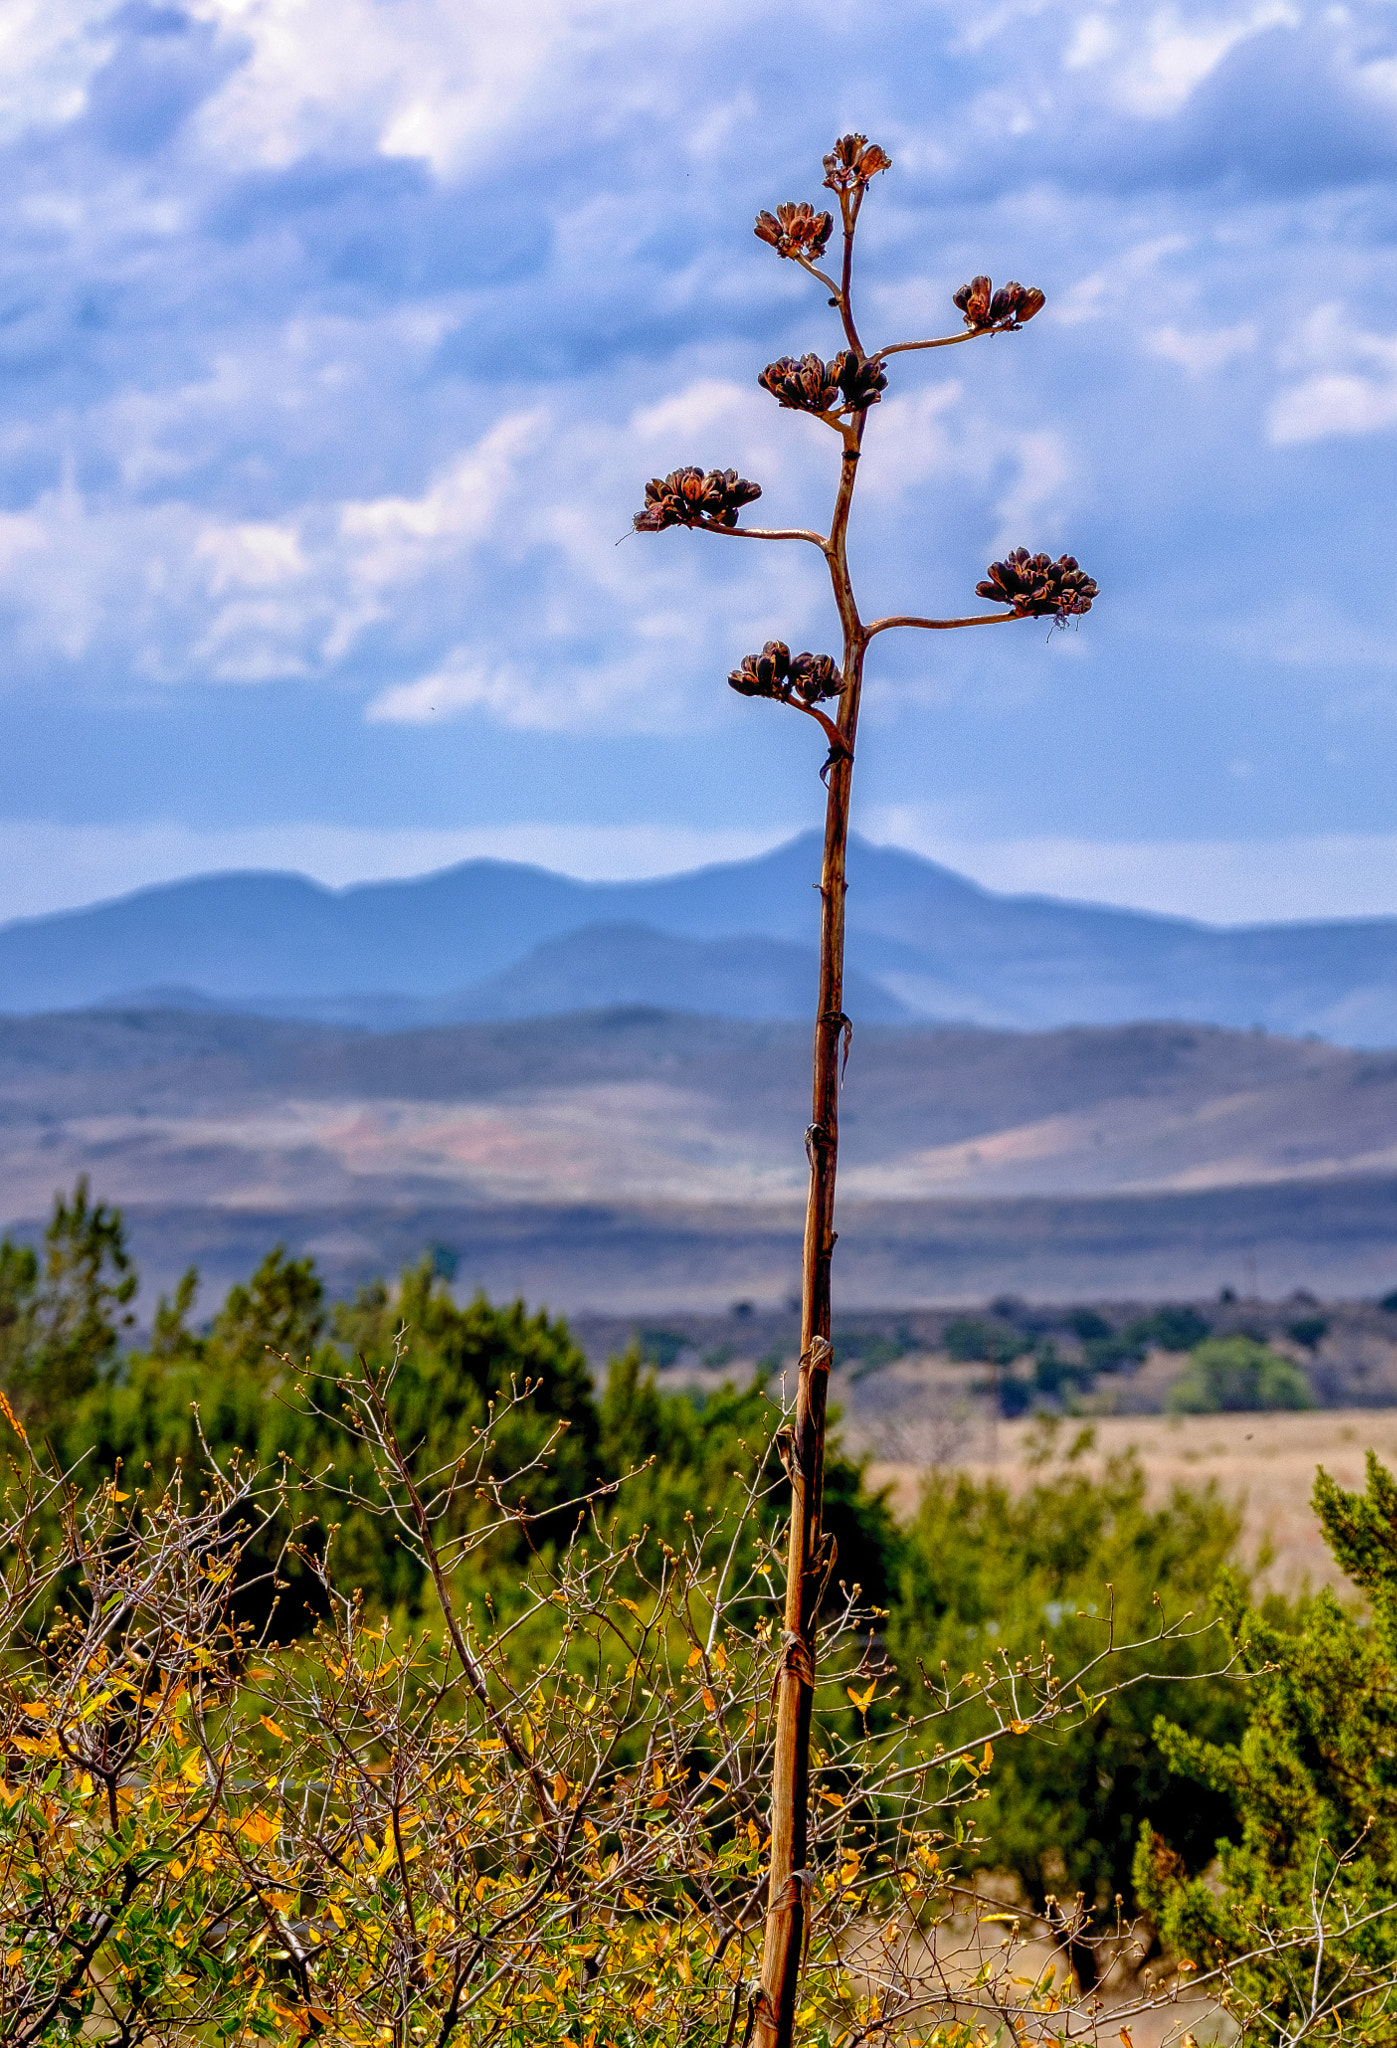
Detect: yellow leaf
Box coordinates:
(519, 1715, 535, 1756)
(617, 1598, 641, 1616)
(553, 1772, 569, 1803)
(702, 1688, 717, 1714)
(0, 1389, 27, 1444)
(982, 1741, 994, 1771)
(687, 1646, 702, 1668)
(478, 1739, 504, 1752)
(110, 1490, 129, 1502)
(1010, 1720, 1031, 1734)
(622, 1888, 646, 1910)
(239, 1809, 278, 1847)
(847, 1682, 876, 1713)
(747, 1819, 761, 1852)
(374, 1839, 397, 1876)
(713, 1643, 727, 1672)
(260, 1716, 288, 1742)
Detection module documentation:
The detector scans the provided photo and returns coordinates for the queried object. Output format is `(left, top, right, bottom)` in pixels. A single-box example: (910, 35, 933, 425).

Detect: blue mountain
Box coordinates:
(4, 831, 1397, 1043)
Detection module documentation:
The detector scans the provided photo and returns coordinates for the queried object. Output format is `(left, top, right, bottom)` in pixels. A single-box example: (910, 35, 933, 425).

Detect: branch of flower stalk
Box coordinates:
(792, 254, 843, 301)
(864, 611, 1017, 637)
(873, 329, 1004, 360)
(838, 206, 864, 357)
(789, 699, 853, 763)
(691, 518, 828, 548)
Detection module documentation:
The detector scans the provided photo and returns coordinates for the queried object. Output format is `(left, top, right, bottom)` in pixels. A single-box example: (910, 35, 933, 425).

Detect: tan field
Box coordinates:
(868, 1406, 1397, 1597)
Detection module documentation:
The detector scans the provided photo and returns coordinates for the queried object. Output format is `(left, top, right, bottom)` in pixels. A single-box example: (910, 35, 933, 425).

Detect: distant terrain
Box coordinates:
(10, 832, 1397, 1041)
(5, 1005, 1397, 1306)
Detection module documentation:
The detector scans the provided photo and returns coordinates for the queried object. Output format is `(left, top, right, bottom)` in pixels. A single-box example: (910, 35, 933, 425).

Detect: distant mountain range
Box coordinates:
(6, 832, 1397, 1043)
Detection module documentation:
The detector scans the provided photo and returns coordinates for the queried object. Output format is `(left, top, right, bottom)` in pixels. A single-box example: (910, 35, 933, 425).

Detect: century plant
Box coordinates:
(632, 132, 1097, 2047)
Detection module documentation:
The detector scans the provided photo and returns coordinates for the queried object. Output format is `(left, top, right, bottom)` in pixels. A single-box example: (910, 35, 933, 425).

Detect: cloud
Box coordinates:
(1149, 321, 1256, 374)
(861, 813, 1397, 923)
(1, 0, 1397, 902)
(1269, 307, 1397, 443)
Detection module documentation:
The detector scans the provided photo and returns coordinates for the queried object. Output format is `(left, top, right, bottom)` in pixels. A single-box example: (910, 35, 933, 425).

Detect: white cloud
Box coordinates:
(1064, 2, 1301, 117)
(1149, 321, 1257, 374)
(0, 1, 115, 141)
(1270, 304, 1397, 443)
(991, 429, 1075, 554)
(861, 812, 1397, 924)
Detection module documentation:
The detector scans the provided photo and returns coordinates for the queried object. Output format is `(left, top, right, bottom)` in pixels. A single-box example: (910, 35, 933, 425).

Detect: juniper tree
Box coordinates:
(633, 131, 1097, 2048)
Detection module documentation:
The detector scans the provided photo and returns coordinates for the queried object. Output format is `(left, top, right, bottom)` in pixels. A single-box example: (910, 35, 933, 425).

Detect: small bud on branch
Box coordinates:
(822, 134, 892, 193)
(754, 202, 834, 261)
(633, 466, 763, 532)
(977, 548, 1098, 619)
(952, 276, 1046, 333)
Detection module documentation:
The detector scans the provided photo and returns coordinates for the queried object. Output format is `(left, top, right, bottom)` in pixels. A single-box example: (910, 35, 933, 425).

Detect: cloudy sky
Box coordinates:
(1, 0, 1396, 922)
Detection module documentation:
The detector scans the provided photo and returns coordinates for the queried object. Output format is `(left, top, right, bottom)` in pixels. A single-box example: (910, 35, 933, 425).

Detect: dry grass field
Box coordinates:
(868, 1406, 1397, 1597)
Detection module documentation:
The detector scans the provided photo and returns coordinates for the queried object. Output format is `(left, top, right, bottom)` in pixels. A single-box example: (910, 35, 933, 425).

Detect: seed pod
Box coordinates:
(788, 652, 843, 703)
(977, 546, 1098, 619)
(728, 641, 792, 699)
(834, 351, 888, 410)
(953, 275, 994, 329)
(754, 201, 834, 261)
(759, 354, 843, 413)
(822, 133, 892, 193)
(633, 465, 762, 532)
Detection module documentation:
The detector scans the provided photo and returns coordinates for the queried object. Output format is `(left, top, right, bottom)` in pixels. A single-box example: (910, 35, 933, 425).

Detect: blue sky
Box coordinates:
(2, 0, 1397, 923)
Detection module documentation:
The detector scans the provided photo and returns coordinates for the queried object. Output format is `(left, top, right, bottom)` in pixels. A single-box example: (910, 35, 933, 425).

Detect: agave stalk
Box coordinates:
(632, 130, 1096, 2048)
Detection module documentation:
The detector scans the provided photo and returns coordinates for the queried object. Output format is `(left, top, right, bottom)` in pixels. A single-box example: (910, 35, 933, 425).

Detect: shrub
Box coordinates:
(888, 1422, 1248, 1982)
(1139, 1452, 1397, 2042)
(1166, 1334, 1315, 1413)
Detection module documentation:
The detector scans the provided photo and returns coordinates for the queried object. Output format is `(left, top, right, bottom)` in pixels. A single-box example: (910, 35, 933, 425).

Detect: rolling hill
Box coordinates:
(6, 1005, 1397, 1307)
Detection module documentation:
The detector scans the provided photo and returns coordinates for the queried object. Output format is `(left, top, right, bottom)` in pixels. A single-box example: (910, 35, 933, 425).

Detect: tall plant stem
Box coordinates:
(757, 412, 868, 2048)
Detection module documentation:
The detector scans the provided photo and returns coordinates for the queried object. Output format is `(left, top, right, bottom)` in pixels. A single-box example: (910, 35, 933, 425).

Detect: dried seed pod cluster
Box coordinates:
(758, 350, 887, 415)
(977, 548, 1098, 619)
(633, 466, 763, 532)
(729, 640, 843, 705)
(822, 133, 892, 194)
(953, 276, 1046, 333)
(754, 201, 834, 262)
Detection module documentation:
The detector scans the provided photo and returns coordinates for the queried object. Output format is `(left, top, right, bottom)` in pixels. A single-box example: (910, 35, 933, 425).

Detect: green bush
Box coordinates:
(1139, 1453, 1397, 2041)
(1166, 1334, 1314, 1412)
(887, 1420, 1249, 1978)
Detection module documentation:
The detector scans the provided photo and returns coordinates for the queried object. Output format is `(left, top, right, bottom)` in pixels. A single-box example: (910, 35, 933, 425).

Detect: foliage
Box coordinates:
(888, 1420, 1248, 1969)
(1167, 1334, 1315, 1413)
(0, 1345, 1223, 2048)
(0, 1176, 135, 1426)
(1139, 1451, 1397, 2043)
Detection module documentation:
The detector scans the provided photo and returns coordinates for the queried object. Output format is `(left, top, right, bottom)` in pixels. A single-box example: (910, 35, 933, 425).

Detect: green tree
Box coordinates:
(888, 1422, 1247, 1982)
(1167, 1333, 1314, 1413)
(0, 1178, 136, 1426)
(61, 1250, 604, 1627)
(1139, 1452, 1397, 2043)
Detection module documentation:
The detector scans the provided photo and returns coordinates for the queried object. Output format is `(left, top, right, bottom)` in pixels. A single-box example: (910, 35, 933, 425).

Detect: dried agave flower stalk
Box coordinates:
(632, 129, 1098, 2048)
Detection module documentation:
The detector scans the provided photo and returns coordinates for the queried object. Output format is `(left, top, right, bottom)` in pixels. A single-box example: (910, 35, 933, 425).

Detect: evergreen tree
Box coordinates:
(0, 1178, 135, 1425)
(1138, 1451, 1397, 2043)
